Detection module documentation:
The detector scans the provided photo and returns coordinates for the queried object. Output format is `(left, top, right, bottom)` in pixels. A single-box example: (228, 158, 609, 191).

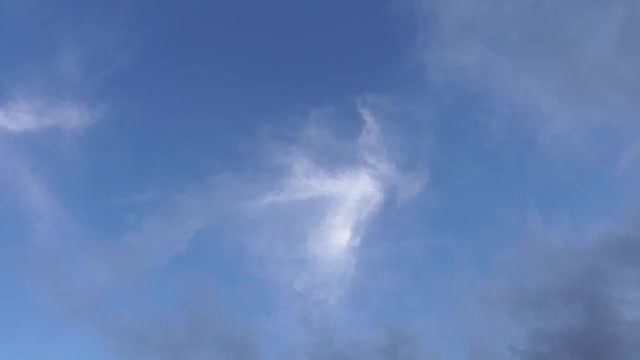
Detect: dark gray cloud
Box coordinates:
(479, 229, 640, 360)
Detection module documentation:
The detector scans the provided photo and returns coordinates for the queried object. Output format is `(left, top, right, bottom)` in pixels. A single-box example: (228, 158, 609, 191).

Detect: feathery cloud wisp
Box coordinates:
(0, 96, 96, 133)
(258, 107, 424, 303)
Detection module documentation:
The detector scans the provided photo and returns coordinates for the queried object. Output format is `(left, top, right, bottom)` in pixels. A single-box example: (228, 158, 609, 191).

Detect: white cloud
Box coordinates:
(261, 156, 384, 264)
(258, 106, 425, 303)
(0, 96, 96, 133)
(72, 104, 424, 307)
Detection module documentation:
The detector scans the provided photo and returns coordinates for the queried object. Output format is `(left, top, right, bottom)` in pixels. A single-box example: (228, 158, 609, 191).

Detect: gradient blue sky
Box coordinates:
(1, 1, 639, 359)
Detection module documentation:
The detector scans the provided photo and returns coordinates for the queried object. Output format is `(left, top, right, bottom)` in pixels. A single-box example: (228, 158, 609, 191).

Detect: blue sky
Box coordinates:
(1, 0, 640, 359)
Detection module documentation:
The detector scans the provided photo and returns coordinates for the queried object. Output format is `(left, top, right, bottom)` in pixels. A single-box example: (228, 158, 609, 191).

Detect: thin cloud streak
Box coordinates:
(0, 96, 97, 133)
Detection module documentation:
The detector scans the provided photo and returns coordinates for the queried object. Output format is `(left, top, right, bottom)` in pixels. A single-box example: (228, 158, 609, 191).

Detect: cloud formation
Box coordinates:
(258, 106, 425, 304)
(473, 227, 640, 360)
(2, 101, 429, 359)
(0, 96, 96, 133)
(5, 73, 635, 359)
(424, 0, 640, 149)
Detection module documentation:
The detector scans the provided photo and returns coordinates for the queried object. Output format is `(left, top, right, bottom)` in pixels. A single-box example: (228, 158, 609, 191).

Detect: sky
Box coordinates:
(1, 0, 639, 359)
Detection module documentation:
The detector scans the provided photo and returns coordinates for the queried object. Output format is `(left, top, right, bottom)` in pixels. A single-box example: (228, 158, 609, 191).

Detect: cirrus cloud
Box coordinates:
(0, 96, 97, 133)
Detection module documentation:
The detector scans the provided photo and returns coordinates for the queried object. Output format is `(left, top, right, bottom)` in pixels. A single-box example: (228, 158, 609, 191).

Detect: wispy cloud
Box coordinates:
(0, 96, 97, 133)
(4, 101, 427, 358)
(423, 0, 640, 150)
(5, 88, 636, 360)
(100, 104, 426, 306)
(258, 106, 425, 303)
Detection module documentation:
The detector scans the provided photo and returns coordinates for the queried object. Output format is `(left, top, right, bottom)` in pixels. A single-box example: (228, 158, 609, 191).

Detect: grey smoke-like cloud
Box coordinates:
(471, 227, 640, 360)
(422, 0, 640, 152)
(419, 1, 640, 357)
(513, 234, 640, 359)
